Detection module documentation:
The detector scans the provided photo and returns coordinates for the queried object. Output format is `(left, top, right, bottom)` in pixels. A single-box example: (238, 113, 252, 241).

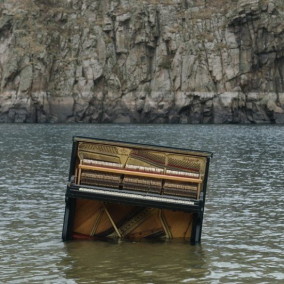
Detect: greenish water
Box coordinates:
(0, 124, 284, 283)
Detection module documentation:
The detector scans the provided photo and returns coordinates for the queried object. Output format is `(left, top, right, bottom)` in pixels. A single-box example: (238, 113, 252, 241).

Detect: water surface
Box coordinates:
(0, 124, 284, 283)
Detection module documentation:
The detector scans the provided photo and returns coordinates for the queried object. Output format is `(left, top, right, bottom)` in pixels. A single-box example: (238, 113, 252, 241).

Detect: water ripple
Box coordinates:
(0, 124, 284, 283)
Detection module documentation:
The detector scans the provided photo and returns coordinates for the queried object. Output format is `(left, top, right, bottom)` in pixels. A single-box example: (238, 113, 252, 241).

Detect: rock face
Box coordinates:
(1, 0, 284, 123)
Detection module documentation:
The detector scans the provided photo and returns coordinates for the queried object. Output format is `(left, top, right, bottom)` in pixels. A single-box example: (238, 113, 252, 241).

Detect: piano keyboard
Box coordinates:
(78, 187, 195, 206)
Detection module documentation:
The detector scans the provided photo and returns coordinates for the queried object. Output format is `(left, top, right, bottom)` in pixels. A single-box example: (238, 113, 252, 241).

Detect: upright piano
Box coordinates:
(62, 137, 212, 243)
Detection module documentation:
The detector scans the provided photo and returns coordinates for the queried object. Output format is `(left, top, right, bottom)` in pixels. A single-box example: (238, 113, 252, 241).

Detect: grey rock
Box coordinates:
(0, 0, 284, 123)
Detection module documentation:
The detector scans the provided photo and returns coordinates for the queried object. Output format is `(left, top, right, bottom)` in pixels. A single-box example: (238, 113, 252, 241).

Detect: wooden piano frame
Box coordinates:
(62, 136, 212, 243)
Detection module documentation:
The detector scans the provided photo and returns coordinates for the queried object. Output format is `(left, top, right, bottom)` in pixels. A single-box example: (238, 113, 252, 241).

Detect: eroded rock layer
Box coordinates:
(1, 0, 284, 123)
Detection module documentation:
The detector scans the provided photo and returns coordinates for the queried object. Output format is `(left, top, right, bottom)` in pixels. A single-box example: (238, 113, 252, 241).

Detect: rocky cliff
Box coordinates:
(1, 0, 284, 123)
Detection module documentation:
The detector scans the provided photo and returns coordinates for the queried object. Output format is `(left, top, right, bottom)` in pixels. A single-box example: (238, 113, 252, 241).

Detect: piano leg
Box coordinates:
(190, 212, 203, 244)
(62, 197, 76, 241)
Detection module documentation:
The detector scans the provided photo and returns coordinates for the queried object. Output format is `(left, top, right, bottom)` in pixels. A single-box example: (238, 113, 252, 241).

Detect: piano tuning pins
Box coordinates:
(125, 165, 138, 170)
(166, 169, 199, 178)
(83, 159, 123, 168)
(83, 160, 166, 174)
(125, 164, 163, 173)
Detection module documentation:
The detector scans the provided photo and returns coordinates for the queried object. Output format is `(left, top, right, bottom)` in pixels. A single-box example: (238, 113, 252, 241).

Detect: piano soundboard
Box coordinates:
(62, 137, 212, 243)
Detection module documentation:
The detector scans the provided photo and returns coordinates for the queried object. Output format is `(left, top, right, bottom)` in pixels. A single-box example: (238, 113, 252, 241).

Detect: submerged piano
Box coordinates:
(62, 137, 212, 243)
